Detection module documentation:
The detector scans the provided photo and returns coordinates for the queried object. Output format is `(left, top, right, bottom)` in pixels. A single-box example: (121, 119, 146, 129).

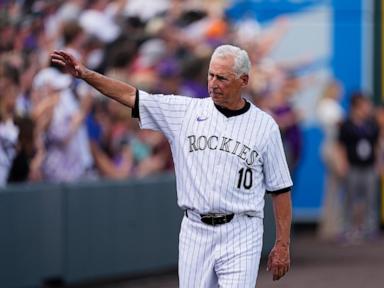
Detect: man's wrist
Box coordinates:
(275, 239, 290, 247)
(81, 68, 91, 80)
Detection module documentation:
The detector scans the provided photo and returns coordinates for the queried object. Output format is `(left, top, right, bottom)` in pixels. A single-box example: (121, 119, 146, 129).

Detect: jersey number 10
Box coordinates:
(237, 168, 253, 189)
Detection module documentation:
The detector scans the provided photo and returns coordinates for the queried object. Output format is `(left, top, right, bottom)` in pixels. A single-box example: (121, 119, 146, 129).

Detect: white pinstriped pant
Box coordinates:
(178, 211, 263, 288)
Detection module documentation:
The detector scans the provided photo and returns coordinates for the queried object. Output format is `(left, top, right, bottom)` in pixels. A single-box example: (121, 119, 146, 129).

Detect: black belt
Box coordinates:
(185, 210, 235, 226)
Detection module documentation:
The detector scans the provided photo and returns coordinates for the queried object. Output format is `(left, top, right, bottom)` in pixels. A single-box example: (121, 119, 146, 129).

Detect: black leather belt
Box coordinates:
(185, 210, 234, 226)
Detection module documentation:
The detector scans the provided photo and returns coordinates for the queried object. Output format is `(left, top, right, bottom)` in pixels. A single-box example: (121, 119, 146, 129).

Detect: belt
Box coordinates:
(185, 210, 235, 226)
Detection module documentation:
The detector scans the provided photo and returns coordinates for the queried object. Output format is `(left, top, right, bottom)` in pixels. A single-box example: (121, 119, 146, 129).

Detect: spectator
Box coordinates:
(179, 55, 210, 98)
(338, 92, 380, 243)
(88, 98, 135, 179)
(0, 62, 20, 186)
(7, 116, 44, 183)
(61, 20, 96, 180)
(61, 21, 86, 61)
(134, 129, 173, 177)
(32, 67, 94, 182)
(268, 75, 302, 177)
(376, 104, 384, 175)
(79, 0, 120, 44)
(316, 79, 345, 241)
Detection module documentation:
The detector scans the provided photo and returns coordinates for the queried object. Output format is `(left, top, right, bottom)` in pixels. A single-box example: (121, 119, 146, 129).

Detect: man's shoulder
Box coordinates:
(249, 102, 276, 124)
(187, 96, 212, 107)
(140, 90, 199, 104)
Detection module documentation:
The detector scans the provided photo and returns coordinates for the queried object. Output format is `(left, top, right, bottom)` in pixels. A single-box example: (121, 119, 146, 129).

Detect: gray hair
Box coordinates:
(211, 45, 251, 77)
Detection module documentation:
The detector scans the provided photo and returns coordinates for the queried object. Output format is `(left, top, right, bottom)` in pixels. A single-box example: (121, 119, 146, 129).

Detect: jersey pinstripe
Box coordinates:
(138, 90, 292, 218)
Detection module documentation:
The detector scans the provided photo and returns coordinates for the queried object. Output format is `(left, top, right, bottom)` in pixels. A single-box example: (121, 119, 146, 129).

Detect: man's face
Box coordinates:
(208, 56, 248, 108)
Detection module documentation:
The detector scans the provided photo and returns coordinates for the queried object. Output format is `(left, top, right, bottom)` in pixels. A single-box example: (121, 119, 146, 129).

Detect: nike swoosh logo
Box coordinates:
(197, 116, 208, 122)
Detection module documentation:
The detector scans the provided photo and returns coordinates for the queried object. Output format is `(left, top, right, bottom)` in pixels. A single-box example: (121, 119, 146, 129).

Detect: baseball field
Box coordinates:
(52, 227, 384, 288)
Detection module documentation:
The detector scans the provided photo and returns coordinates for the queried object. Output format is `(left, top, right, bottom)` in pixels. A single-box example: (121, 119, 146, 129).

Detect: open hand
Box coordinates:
(267, 242, 290, 281)
(50, 50, 85, 78)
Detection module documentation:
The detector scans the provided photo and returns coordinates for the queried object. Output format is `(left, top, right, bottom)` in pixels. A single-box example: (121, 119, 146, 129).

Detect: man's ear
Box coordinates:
(240, 74, 249, 87)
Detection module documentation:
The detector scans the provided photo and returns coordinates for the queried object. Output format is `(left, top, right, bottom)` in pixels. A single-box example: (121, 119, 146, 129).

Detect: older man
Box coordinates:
(51, 44, 292, 287)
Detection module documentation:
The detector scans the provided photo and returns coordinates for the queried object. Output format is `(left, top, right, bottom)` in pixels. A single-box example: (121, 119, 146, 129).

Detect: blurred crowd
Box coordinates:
(0, 0, 309, 186)
(317, 82, 384, 244)
(0, 0, 383, 243)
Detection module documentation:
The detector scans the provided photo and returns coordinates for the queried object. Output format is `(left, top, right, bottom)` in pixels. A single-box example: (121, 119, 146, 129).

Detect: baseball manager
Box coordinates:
(51, 44, 292, 287)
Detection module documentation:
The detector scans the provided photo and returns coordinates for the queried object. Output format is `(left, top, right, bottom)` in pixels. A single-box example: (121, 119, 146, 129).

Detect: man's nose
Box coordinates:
(209, 77, 219, 87)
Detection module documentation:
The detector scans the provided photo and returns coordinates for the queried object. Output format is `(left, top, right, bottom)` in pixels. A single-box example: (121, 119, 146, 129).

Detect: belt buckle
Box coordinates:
(200, 213, 229, 226)
(200, 214, 214, 226)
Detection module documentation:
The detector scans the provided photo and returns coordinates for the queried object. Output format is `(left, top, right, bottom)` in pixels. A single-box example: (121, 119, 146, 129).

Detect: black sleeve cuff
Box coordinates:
(131, 89, 140, 119)
(266, 186, 292, 195)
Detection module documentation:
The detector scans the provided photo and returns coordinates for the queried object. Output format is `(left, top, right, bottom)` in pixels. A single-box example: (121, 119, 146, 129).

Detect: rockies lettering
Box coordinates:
(187, 135, 259, 166)
(138, 90, 292, 216)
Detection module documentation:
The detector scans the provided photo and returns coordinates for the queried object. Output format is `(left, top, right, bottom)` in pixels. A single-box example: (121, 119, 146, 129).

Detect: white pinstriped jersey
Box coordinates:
(137, 90, 292, 218)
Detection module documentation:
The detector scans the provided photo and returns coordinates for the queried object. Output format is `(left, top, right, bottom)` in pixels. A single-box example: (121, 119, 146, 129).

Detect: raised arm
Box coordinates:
(267, 191, 292, 281)
(50, 50, 137, 108)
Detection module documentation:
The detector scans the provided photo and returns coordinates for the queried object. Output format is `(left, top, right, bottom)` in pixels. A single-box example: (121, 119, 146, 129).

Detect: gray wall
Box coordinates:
(0, 174, 275, 287)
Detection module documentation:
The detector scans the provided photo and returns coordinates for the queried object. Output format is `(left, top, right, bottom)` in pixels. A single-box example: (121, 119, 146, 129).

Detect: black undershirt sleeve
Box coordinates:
(266, 186, 292, 195)
(131, 89, 140, 119)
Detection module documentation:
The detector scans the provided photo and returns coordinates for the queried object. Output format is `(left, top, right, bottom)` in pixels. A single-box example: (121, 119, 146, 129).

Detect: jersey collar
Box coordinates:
(214, 100, 250, 118)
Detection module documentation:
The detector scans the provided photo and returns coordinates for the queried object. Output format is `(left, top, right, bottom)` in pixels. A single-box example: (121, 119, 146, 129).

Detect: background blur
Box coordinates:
(1, 0, 383, 287)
